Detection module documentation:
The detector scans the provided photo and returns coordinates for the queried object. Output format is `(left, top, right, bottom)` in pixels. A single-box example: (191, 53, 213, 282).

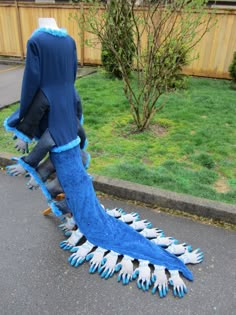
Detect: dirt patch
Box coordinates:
(120, 123, 167, 138)
(214, 178, 231, 193)
(149, 124, 167, 137)
(142, 157, 153, 165)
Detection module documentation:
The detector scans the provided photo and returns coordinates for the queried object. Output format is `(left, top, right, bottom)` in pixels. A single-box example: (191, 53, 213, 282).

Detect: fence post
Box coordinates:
(15, 0, 24, 60)
(80, 2, 84, 67)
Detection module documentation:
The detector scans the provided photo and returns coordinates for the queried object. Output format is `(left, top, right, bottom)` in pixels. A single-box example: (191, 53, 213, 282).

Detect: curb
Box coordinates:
(1, 153, 236, 225)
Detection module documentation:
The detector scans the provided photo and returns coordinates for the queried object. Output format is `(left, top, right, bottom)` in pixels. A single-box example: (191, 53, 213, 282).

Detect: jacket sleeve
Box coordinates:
(19, 38, 41, 119)
(73, 39, 78, 82)
(16, 90, 49, 139)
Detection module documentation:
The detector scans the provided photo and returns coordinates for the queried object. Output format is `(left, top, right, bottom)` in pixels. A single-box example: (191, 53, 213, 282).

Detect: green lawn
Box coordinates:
(0, 72, 235, 204)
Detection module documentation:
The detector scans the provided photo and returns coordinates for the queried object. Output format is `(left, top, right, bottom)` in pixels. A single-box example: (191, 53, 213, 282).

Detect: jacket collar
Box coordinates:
(31, 27, 68, 38)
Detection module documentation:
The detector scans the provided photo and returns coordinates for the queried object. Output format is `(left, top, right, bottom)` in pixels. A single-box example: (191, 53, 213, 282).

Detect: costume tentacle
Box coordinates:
(50, 146, 193, 281)
(55, 194, 203, 297)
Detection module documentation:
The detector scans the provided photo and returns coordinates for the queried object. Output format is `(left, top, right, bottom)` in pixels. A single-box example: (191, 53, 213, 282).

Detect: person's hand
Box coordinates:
(27, 176, 39, 190)
(6, 164, 26, 176)
(86, 247, 107, 273)
(106, 207, 126, 218)
(140, 228, 163, 239)
(179, 248, 204, 264)
(166, 243, 192, 255)
(151, 236, 177, 247)
(151, 265, 168, 298)
(68, 241, 94, 267)
(14, 138, 29, 154)
(169, 270, 188, 298)
(60, 228, 83, 250)
(115, 255, 134, 285)
(130, 219, 152, 231)
(119, 212, 140, 223)
(98, 251, 119, 279)
(132, 260, 152, 291)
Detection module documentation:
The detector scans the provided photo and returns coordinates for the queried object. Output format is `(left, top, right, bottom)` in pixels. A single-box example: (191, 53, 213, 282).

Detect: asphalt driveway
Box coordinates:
(0, 170, 235, 315)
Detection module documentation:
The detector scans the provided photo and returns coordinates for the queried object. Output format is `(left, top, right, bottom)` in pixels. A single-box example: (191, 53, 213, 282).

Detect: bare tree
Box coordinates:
(76, 0, 216, 131)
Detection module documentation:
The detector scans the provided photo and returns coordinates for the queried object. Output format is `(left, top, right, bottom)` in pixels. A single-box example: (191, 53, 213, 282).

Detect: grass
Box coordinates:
(0, 71, 235, 205)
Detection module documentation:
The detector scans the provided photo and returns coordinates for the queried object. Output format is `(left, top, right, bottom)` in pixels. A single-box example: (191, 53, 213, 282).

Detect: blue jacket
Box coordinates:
(7, 27, 79, 148)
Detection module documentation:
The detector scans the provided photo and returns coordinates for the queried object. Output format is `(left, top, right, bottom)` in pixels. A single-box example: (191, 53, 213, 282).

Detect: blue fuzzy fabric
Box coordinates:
(16, 158, 63, 216)
(4, 118, 32, 143)
(51, 137, 81, 153)
(31, 27, 68, 38)
(50, 146, 193, 281)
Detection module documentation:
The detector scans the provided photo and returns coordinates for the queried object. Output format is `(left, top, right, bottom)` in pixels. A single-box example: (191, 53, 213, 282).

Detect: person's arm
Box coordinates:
(19, 38, 41, 119)
(4, 38, 42, 144)
(73, 39, 78, 82)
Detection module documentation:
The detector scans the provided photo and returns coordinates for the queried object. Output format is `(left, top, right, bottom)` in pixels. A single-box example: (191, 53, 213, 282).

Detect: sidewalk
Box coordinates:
(0, 62, 236, 226)
(0, 61, 97, 108)
(0, 64, 24, 108)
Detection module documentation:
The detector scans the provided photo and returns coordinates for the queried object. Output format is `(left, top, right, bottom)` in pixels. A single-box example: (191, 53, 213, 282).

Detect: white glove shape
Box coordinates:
(58, 216, 76, 232)
(169, 270, 187, 298)
(86, 247, 107, 273)
(68, 241, 94, 267)
(130, 219, 152, 231)
(140, 228, 163, 239)
(6, 163, 26, 176)
(14, 138, 29, 154)
(179, 248, 204, 264)
(106, 208, 125, 218)
(60, 228, 84, 250)
(98, 251, 119, 279)
(166, 243, 192, 255)
(119, 212, 140, 223)
(27, 175, 39, 190)
(115, 255, 134, 285)
(132, 260, 152, 291)
(151, 236, 176, 247)
(151, 265, 168, 298)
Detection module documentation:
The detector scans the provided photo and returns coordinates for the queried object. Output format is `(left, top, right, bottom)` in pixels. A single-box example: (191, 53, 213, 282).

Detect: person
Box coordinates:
(4, 17, 203, 298)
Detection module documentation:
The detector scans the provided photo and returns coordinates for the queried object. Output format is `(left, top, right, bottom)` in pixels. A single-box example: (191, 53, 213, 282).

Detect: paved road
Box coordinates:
(0, 170, 235, 315)
(0, 64, 24, 108)
(0, 63, 96, 109)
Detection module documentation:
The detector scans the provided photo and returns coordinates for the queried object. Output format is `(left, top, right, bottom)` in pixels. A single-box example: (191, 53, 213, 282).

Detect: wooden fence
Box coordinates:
(0, 1, 236, 79)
